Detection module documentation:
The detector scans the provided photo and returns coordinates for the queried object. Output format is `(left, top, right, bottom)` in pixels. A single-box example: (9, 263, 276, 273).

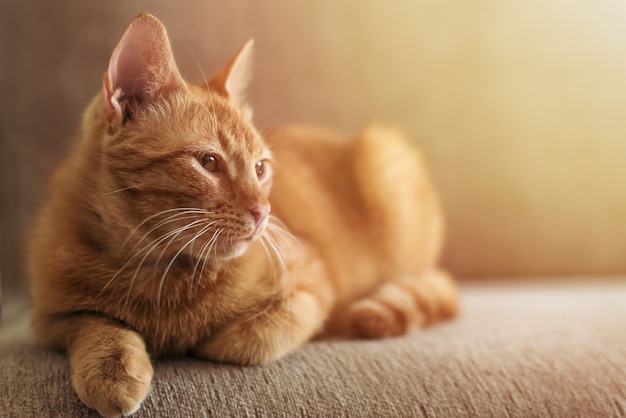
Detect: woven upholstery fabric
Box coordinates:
(1, 282, 625, 417)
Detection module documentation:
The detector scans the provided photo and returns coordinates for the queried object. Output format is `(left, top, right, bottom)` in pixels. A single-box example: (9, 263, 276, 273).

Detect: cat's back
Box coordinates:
(265, 125, 369, 256)
(266, 124, 444, 307)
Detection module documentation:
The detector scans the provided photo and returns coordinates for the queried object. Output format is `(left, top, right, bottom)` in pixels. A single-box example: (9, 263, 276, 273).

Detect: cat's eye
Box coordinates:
(199, 154, 219, 173)
(255, 160, 267, 179)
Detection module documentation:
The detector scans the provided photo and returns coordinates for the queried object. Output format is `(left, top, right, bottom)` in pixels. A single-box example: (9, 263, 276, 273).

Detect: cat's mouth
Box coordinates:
(225, 223, 267, 246)
(217, 219, 268, 257)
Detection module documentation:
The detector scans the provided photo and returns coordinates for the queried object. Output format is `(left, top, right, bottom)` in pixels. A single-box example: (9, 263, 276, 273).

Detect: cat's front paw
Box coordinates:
(72, 342, 153, 417)
(194, 319, 287, 366)
(194, 291, 322, 366)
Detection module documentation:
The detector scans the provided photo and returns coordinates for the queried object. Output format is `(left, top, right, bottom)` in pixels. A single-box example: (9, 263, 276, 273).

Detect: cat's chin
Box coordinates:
(217, 228, 266, 261)
(218, 221, 268, 261)
(212, 236, 255, 261)
(220, 242, 250, 261)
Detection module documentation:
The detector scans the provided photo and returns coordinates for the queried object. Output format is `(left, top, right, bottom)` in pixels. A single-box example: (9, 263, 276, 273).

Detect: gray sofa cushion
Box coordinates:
(2, 282, 625, 417)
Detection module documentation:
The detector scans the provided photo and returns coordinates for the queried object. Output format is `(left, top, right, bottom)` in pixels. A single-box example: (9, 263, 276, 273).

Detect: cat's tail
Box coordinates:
(350, 125, 444, 272)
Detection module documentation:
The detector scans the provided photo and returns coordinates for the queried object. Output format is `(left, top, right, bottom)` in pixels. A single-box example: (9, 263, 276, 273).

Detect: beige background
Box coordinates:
(2, 0, 626, 301)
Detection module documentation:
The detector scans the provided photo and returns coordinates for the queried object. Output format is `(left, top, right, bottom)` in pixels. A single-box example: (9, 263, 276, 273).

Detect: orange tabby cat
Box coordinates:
(28, 13, 458, 418)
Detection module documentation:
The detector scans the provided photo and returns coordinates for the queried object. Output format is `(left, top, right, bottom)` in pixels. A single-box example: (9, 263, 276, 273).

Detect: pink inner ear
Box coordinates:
(104, 14, 184, 119)
(108, 37, 149, 105)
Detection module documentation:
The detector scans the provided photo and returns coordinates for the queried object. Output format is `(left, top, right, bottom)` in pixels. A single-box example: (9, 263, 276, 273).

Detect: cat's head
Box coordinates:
(94, 13, 271, 262)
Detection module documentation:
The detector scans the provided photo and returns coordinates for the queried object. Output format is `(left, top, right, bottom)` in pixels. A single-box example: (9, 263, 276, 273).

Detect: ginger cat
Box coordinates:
(28, 13, 458, 418)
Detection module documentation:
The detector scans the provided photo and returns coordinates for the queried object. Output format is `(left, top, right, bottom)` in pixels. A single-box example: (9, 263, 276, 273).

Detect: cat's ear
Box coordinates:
(103, 13, 185, 127)
(207, 39, 254, 108)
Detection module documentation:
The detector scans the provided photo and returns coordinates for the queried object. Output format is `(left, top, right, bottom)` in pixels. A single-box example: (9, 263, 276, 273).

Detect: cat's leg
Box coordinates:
(37, 315, 153, 418)
(193, 255, 333, 366)
(349, 269, 459, 338)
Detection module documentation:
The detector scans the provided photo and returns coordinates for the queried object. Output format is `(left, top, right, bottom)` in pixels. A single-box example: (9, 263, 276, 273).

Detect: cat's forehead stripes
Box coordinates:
(108, 90, 268, 181)
(214, 124, 264, 178)
(192, 94, 268, 177)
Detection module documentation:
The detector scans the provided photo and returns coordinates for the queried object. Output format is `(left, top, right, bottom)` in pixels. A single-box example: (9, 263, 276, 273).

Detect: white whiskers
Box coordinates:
(155, 221, 217, 307)
(98, 203, 301, 341)
(98, 208, 219, 305)
(246, 216, 299, 323)
(102, 185, 136, 195)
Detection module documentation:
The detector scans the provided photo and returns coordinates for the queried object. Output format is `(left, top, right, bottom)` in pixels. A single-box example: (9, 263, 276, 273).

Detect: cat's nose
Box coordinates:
(250, 203, 271, 227)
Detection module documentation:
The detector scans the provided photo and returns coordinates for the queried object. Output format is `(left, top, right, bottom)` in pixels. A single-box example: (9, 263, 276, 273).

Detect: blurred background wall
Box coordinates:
(2, 0, 626, 303)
